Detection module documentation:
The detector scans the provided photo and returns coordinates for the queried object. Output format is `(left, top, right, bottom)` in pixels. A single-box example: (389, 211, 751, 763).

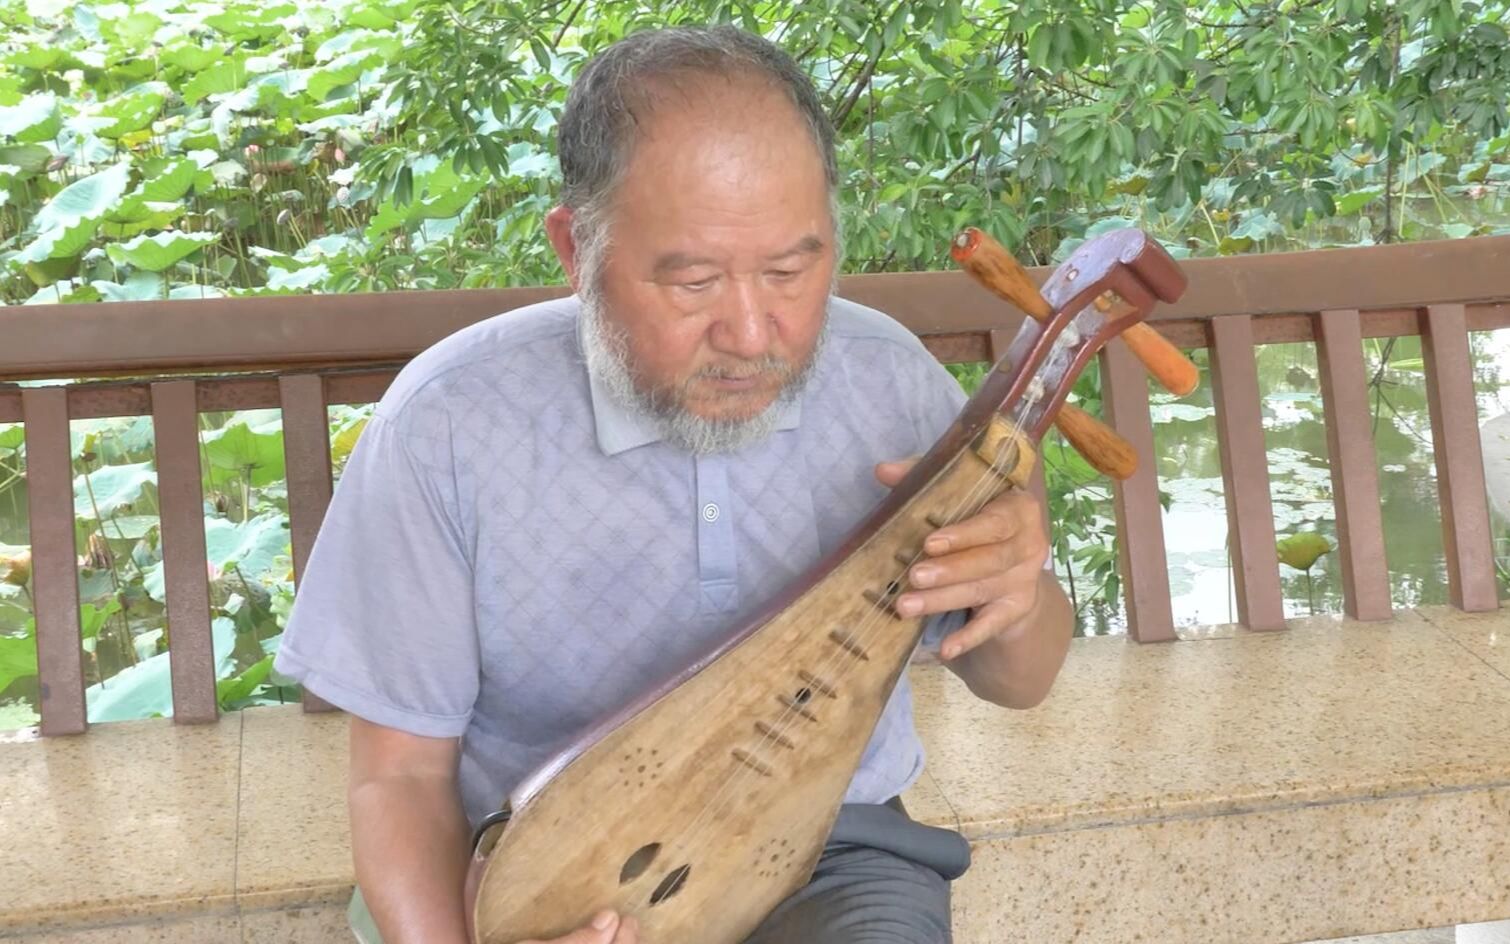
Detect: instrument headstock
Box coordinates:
(1039, 228, 1188, 328)
(977, 229, 1189, 450)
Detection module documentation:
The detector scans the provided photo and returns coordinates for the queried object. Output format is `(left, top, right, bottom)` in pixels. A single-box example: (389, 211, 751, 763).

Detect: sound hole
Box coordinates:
(620, 843, 661, 884)
(794, 687, 812, 704)
(649, 864, 691, 906)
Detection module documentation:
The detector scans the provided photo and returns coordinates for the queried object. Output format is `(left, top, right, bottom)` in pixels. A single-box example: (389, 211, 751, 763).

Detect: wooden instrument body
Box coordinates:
(465, 229, 1189, 944)
(469, 426, 1028, 943)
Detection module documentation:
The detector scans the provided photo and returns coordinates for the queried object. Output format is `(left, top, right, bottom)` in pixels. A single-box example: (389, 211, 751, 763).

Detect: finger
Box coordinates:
(874, 455, 920, 487)
(940, 596, 1037, 661)
(614, 915, 640, 943)
(894, 566, 1019, 620)
(586, 911, 621, 943)
(923, 491, 1038, 556)
(905, 541, 1031, 596)
(529, 911, 618, 944)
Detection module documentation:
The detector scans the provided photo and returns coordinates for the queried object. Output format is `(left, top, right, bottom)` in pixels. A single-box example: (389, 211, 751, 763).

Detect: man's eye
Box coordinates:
(680, 278, 716, 291)
(769, 269, 799, 280)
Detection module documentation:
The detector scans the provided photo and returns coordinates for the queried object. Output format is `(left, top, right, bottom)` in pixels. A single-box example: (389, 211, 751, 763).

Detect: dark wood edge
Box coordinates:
(1312, 309, 1393, 622)
(1207, 314, 1286, 631)
(23, 387, 87, 735)
(150, 381, 219, 724)
(2, 301, 1509, 423)
(1419, 304, 1501, 612)
(2, 235, 1505, 379)
(1101, 344, 1175, 642)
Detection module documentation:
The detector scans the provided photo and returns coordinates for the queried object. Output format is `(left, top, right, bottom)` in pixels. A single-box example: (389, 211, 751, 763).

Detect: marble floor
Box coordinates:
(1314, 922, 1510, 944)
(5, 606, 1507, 943)
(1315, 930, 1452, 944)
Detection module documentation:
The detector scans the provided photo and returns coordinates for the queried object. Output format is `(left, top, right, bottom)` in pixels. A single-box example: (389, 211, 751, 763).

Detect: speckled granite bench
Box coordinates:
(3, 605, 1508, 944)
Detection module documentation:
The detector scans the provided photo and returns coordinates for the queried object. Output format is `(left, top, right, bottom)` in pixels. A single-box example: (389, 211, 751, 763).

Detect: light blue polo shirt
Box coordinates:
(274, 293, 969, 828)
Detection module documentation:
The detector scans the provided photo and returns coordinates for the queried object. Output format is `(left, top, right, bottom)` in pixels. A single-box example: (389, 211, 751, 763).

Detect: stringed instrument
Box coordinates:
(464, 227, 1190, 944)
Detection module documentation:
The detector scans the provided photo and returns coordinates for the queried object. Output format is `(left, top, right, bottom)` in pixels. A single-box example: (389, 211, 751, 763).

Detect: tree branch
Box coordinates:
(1208, 0, 1332, 63)
(1046, 77, 1097, 102)
(1188, 16, 1256, 28)
(944, 146, 983, 180)
(830, 47, 884, 129)
(1053, 66, 1114, 90)
(552, 0, 588, 49)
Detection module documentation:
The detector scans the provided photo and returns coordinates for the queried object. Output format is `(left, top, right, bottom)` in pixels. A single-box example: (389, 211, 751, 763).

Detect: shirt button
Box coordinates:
(701, 502, 720, 523)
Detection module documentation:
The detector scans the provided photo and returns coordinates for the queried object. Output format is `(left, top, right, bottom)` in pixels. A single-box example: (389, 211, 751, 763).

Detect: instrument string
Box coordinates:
(661, 396, 1031, 873)
(654, 371, 1051, 886)
(479, 391, 1035, 942)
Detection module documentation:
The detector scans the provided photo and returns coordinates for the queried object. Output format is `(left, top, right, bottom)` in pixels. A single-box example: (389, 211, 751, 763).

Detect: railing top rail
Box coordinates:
(1, 234, 1506, 382)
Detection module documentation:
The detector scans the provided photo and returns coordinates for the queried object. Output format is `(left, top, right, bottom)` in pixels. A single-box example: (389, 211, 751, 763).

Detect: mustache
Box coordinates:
(690, 356, 795, 384)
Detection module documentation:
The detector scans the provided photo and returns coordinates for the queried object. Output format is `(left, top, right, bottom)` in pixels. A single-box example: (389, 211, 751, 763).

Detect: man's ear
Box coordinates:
(544, 205, 581, 292)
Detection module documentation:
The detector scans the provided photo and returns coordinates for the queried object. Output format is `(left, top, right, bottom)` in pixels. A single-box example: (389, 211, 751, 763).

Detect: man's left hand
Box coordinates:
(875, 456, 1072, 708)
(875, 457, 1049, 660)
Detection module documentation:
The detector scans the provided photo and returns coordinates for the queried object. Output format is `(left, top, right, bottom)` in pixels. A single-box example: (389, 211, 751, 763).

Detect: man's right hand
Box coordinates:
(521, 910, 639, 944)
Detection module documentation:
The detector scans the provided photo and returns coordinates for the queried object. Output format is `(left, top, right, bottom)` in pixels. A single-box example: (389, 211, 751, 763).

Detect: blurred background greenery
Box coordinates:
(1, 0, 1508, 727)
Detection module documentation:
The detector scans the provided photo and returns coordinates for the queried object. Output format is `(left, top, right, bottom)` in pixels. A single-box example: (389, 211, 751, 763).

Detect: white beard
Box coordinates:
(577, 285, 827, 456)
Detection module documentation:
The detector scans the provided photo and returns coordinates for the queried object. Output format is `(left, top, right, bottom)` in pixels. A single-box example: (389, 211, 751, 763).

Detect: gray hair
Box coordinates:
(557, 25, 842, 292)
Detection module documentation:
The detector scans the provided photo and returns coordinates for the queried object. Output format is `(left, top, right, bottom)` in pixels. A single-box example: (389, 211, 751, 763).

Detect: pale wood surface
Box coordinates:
(467, 423, 1026, 943)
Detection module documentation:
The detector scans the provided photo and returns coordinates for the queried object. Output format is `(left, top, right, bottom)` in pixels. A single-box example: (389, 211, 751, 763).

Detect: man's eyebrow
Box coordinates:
(767, 235, 825, 261)
(652, 251, 719, 275)
(650, 236, 826, 276)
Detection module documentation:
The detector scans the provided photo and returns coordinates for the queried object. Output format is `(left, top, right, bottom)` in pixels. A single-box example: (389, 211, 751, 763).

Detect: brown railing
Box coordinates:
(3, 234, 1508, 736)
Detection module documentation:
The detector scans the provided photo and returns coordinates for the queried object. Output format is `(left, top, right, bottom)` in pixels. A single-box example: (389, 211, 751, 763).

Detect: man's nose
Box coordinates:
(708, 279, 774, 359)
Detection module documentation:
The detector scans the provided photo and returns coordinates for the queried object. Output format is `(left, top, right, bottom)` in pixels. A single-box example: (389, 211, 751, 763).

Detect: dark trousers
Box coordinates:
(743, 798, 971, 944)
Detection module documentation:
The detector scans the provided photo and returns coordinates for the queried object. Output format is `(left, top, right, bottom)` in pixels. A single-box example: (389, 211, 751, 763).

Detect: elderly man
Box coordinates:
(274, 23, 1073, 944)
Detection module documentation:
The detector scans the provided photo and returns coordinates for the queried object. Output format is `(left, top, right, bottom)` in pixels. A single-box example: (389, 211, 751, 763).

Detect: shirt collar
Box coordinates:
(578, 310, 803, 457)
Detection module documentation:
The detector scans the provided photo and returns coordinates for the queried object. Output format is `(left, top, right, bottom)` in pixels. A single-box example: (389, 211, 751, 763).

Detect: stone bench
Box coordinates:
(4, 605, 1508, 943)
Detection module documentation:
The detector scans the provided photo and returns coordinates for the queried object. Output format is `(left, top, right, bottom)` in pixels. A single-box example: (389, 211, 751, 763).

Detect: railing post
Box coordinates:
(150, 380, 218, 723)
(1208, 315, 1286, 631)
(21, 387, 87, 735)
(1313, 309, 1393, 621)
(1420, 304, 1499, 611)
(279, 374, 338, 713)
(1101, 344, 1175, 642)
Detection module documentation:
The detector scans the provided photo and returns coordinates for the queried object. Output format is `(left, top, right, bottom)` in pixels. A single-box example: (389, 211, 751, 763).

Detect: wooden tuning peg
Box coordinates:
(953, 226, 1199, 397)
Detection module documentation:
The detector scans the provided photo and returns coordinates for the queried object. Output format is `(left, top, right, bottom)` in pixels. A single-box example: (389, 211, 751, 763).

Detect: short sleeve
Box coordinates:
(273, 408, 480, 738)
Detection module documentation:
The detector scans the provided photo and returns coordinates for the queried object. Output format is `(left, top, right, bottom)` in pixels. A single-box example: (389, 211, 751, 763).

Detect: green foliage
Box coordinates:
(16, 162, 134, 266)
(106, 231, 218, 272)
(2, 0, 1508, 304)
(0, 621, 36, 693)
(201, 415, 287, 488)
(0, 408, 303, 726)
(1277, 530, 1334, 614)
(2, 0, 1508, 698)
(1276, 532, 1333, 572)
(215, 652, 274, 706)
(73, 460, 155, 517)
(84, 616, 237, 722)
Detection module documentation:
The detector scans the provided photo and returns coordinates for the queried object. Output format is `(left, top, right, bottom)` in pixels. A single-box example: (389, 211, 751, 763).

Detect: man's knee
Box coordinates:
(744, 846, 953, 944)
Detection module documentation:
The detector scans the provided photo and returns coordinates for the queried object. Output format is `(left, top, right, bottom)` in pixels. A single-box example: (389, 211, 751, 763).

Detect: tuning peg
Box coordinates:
(952, 227, 1199, 397)
(948, 230, 1139, 480)
(1055, 401, 1137, 480)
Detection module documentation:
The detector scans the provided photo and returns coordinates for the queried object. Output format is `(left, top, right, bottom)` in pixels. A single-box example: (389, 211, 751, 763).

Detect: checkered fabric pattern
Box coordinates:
(274, 295, 969, 827)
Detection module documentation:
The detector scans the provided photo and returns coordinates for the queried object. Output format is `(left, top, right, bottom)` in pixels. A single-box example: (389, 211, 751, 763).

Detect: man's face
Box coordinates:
(566, 79, 836, 433)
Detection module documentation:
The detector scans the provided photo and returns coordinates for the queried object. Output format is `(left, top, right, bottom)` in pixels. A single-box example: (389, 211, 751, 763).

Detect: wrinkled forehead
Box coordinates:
(612, 73, 830, 200)
(625, 67, 794, 134)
